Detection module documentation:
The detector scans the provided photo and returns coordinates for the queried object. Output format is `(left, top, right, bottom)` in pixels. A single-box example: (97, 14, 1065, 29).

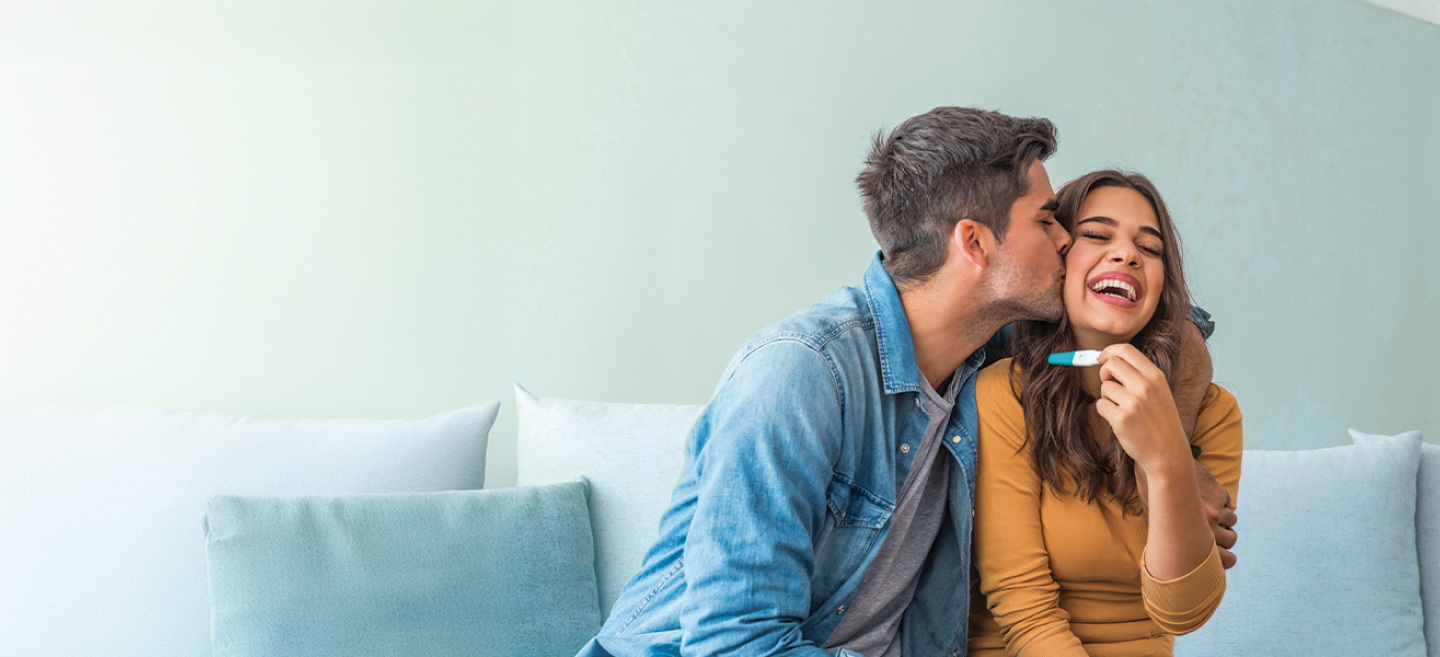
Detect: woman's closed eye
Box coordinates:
(1080, 230, 1165, 258)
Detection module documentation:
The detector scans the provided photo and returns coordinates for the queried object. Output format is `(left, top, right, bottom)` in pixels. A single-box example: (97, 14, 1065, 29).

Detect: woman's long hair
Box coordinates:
(1010, 170, 1194, 512)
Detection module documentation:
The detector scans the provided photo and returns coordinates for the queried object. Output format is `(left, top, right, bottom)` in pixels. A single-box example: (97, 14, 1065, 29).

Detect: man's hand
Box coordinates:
(1195, 463, 1238, 568)
(1136, 461, 1239, 568)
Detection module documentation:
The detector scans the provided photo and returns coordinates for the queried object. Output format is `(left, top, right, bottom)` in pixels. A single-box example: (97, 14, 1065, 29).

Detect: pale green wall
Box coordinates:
(0, 0, 1434, 488)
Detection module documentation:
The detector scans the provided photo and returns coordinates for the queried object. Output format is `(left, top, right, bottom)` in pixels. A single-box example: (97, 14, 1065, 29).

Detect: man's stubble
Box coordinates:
(980, 248, 1066, 329)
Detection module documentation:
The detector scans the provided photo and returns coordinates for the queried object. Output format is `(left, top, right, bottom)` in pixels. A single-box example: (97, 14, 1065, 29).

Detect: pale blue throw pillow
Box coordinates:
(1175, 434, 1426, 657)
(1350, 429, 1437, 657)
(205, 482, 601, 657)
(514, 384, 704, 617)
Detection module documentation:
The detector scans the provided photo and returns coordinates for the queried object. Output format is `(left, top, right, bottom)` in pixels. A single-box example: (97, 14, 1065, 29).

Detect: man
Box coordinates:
(576, 107, 1233, 657)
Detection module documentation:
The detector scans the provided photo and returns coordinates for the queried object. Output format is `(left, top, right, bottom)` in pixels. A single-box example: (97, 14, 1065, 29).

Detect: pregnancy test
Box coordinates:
(1047, 350, 1102, 367)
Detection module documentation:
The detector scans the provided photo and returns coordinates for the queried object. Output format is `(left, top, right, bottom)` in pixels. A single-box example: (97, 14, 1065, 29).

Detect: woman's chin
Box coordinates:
(1068, 321, 1143, 349)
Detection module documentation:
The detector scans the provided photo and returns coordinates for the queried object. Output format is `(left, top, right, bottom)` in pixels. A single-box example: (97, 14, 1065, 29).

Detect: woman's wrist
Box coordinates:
(1135, 443, 1195, 482)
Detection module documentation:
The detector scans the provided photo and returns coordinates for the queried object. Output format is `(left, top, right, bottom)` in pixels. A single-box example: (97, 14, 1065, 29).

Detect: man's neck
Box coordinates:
(897, 280, 1008, 391)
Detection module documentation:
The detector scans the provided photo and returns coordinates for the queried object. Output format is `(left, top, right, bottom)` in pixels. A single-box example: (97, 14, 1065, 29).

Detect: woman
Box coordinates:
(967, 170, 1242, 657)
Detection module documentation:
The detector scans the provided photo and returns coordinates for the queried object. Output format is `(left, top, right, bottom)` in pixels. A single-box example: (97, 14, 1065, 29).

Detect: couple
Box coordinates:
(577, 107, 1242, 657)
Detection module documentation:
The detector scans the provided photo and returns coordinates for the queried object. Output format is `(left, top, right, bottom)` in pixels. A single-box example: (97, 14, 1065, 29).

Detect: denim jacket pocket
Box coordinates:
(809, 474, 893, 611)
(824, 473, 892, 529)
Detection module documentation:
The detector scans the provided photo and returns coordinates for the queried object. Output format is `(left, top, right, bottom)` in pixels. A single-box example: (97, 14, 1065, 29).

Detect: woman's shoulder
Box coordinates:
(977, 358, 1023, 399)
(976, 358, 1026, 422)
(975, 359, 1032, 458)
(1199, 384, 1241, 422)
(1194, 383, 1243, 453)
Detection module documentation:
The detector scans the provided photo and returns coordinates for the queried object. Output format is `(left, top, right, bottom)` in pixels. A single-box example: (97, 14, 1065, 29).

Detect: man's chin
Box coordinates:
(1002, 296, 1065, 324)
(1028, 304, 1066, 323)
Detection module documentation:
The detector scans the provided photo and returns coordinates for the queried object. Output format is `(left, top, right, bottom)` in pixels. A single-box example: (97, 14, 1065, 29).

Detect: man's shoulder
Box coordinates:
(714, 285, 878, 403)
(741, 285, 873, 355)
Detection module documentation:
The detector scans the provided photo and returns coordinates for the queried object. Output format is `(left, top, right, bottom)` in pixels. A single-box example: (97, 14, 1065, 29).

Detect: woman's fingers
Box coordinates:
(1098, 345, 1168, 401)
(1098, 343, 1156, 372)
(1099, 345, 1161, 387)
(1098, 380, 1133, 410)
(1095, 396, 1121, 423)
(1098, 356, 1144, 392)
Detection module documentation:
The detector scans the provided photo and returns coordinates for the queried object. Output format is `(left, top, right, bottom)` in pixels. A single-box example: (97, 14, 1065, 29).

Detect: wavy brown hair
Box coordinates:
(1009, 170, 1193, 512)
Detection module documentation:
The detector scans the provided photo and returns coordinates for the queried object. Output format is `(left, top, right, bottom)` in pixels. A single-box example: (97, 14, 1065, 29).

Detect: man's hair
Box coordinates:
(856, 107, 1057, 286)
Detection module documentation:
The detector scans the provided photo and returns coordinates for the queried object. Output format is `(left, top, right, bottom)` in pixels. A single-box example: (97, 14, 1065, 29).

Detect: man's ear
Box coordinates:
(952, 219, 997, 271)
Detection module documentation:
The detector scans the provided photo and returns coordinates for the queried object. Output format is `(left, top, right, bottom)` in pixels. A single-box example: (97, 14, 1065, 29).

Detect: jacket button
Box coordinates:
(837, 605, 846, 614)
(900, 443, 910, 454)
(951, 435, 962, 444)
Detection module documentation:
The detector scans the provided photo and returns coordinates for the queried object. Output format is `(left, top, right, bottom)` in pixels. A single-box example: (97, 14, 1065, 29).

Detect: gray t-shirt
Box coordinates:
(823, 371, 960, 657)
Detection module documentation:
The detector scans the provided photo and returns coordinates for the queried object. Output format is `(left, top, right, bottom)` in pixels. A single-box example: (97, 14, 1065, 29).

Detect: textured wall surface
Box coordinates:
(0, 0, 1435, 487)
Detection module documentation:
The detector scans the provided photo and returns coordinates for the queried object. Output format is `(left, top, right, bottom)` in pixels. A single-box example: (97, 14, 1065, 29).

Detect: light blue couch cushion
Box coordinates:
(1176, 433, 1426, 657)
(204, 482, 601, 657)
(1350, 429, 1437, 657)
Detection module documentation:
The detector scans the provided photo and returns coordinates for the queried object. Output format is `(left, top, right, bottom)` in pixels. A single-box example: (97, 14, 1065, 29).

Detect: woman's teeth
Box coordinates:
(1091, 279, 1137, 301)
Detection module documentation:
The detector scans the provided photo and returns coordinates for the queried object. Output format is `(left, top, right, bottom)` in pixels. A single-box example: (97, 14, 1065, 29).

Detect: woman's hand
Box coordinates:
(1099, 343, 1218, 581)
(1094, 344, 1190, 469)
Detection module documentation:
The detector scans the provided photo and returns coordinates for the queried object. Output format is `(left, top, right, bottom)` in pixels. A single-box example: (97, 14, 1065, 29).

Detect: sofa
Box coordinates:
(1, 387, 1434, 657)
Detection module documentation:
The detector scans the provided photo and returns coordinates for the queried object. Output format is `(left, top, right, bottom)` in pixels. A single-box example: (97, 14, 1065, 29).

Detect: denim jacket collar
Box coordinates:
(863, 253, 922, 395)
(863, 252, 985, 396)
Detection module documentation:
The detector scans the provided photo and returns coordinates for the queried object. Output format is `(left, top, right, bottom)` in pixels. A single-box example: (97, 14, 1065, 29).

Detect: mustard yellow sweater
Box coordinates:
(967, 359, 1242, 657)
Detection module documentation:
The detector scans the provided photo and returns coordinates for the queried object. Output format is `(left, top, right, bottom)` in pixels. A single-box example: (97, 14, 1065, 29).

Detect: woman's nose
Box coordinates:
(1108, 248, 1139, 266)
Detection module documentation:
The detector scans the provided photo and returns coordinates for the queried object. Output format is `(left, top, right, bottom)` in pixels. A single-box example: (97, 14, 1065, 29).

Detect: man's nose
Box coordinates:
(1053, 225, 1072, 252)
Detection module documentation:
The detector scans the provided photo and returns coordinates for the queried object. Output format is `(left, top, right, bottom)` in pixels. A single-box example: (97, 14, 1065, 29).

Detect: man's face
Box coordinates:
(986, 161, 1070, 322)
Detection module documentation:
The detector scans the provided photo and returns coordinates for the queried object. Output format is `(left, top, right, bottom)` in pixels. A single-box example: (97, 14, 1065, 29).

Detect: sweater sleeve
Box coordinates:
(972, 361, 1089, 657)
(1139, 384, 1243, 634)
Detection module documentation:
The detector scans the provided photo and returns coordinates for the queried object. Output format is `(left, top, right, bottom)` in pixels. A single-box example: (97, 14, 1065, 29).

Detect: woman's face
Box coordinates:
(1063, 186, 1166, 349)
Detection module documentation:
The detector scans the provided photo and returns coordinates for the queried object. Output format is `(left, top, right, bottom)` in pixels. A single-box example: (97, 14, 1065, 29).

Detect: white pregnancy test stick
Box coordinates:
(1047, 350, 1102, 367)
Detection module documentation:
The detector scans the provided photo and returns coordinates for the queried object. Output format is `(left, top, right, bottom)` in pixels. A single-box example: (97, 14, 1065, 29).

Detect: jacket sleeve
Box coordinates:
(679, 339, 846, 657)
(971, 364, 1089, 657)
(1139, 384, 1243, 634)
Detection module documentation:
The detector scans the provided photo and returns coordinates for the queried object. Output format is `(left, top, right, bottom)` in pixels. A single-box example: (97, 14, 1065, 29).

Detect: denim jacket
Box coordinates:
(583, 254, 989, 657)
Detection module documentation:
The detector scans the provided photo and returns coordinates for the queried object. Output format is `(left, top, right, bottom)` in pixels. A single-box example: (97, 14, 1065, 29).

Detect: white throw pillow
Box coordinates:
(0, 401, 498, 657)
(1350, 429, 1436, 657)
(1176, 433, 1426, 657)
(514, 384, 703, 616)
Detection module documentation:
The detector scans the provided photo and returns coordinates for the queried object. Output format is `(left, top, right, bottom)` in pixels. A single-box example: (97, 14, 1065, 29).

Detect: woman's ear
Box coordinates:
(953, 218, 996, 271)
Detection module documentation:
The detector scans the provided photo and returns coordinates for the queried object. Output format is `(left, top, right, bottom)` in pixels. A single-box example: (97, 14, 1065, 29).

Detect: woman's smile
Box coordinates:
(1085, 271, 1143, 308)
